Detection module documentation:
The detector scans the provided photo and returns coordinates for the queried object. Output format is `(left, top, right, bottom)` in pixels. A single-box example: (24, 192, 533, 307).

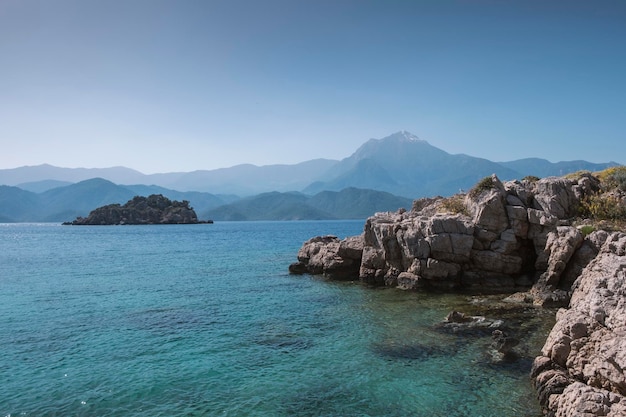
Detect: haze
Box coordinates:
(1, 0, 625, 174)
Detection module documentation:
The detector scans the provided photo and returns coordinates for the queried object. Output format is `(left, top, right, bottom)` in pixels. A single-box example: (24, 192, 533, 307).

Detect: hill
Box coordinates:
(203, 188, 412, 221)
(0, 178, 412, 222)
(0, 179, 228, 222)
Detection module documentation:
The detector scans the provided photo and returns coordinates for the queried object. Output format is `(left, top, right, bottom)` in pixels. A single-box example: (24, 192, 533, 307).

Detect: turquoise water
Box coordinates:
(0, 221, 548, 417)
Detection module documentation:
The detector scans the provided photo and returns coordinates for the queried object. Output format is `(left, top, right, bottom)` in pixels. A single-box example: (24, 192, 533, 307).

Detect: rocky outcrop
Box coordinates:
(531, 232, 626, 417)
(290, 174, 600, 303)
(288, 235, 363, 279)
(64, 194, 210, 225)
(290, 171, 626, 416)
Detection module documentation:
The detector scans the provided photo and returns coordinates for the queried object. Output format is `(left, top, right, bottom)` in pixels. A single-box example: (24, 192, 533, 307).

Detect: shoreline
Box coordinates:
(290, 172, 626, 416)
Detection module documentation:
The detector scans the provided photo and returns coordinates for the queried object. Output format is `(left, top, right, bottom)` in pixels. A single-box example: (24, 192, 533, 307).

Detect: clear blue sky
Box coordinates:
(1, 0, 624, 174)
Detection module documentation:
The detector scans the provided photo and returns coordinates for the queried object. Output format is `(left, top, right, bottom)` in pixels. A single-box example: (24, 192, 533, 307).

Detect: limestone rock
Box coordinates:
(532, 232, 626, 416)
(291, 174, 593, 294)
(536, 226, 584, 288)
(532, 177, 579, 220)
(466, 174, 510, 235)
(290, 171, 626, 417)
(289, 235, 362, 279)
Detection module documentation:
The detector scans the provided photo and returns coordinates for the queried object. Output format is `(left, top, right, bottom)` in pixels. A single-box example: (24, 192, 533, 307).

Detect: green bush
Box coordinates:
(600, 166, 626, 191)
(469, 176, 495, 198)
(564, 170, 591, 181)
(578, 224, 595, 237)
(580, 194, 626, 221)
(522, 175, 540, 182)
(440, 195, 469, 216)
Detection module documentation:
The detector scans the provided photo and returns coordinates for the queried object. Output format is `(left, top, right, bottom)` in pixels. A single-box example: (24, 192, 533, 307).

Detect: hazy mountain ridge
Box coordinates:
(204, 188, 413, 221)
(2, 132, 617, 198)
(0, 159, 340, 195)
(0, 179, 412, 222)
(0, 179, 230, 222)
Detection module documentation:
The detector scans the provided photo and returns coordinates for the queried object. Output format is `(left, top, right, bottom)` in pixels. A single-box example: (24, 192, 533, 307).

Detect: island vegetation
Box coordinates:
(63, 194, 212, 225)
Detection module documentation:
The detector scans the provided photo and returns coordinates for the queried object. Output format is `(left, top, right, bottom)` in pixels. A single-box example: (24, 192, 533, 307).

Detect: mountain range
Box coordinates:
(0, 131, 619, 222)
(2, 131, 618, 197)
(0, 178, 412, 222)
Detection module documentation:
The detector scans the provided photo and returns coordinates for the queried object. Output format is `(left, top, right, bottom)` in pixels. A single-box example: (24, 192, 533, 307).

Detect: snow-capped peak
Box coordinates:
(388, 130, 424, 143)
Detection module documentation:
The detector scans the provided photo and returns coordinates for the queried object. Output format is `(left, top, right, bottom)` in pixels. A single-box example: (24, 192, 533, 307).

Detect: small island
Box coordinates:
(63, 194, 213, 225)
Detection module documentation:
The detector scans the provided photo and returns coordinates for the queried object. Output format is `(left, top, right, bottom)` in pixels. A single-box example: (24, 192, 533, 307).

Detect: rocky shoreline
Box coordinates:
(289, 172, 626, 416)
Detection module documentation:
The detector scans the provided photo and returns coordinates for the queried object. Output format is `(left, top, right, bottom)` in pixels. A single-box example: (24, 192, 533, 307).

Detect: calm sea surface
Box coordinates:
(0, 221, 551, 417)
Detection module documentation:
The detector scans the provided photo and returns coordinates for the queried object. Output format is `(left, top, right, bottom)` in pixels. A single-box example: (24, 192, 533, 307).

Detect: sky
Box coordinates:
(1, 0, 625, 174)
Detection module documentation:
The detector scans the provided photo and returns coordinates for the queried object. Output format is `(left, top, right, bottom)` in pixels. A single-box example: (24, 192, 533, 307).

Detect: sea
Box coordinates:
(0, 221, 553, 417)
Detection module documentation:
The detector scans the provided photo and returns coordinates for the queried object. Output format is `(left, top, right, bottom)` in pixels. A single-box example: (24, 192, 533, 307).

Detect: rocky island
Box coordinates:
(64, 194, 212, 225)
(290, 168, 626, 416)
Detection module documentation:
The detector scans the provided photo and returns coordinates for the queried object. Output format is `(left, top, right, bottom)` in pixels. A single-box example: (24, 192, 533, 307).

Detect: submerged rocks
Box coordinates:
(437, 310, 504, 333)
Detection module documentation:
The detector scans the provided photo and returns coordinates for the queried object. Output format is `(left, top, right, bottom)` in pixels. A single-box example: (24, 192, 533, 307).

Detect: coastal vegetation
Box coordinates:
(571, 167, 626, 230)
(468, 175, 496, 198)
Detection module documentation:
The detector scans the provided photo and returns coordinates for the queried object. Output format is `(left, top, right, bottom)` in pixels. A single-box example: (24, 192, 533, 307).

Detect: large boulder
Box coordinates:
(288, 235, 363, 280)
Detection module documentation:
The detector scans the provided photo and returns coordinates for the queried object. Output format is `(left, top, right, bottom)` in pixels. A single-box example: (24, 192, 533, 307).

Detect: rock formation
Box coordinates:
(531, 232, 626, 416)
(290, 173, 600, 304)
(290, 169, 626, 416)
(64, 194, 210, 225)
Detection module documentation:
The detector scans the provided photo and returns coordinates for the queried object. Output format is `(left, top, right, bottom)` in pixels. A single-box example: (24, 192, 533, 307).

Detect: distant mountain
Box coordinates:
(17, 179, 73, 193)
(124, 184, 236, 210)
(204, 192, 331, 221)
(0, 179, 228, 222)
(39, 178, 137, 221)
(203, 188, 412, 221)
(0, 159, 339, 196)
(308, 187, 411, 219)
(305, 131, 520, 197)
(497, 158, 616, 178)
(164, 159, 339, 194)
(0, 164, 147, 185)
(0, 185, 44, 222)
(0, 131, 620, 199)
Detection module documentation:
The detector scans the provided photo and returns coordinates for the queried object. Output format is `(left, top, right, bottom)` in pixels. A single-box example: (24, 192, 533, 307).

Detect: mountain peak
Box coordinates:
(385, 131, 427, 144)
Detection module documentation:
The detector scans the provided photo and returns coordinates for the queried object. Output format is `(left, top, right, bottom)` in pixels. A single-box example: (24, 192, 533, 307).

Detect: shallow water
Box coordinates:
(0, 221, 550, 416)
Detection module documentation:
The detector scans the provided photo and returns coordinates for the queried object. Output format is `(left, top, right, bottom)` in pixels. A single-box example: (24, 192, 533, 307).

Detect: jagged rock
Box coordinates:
(291, 171, 626, 416)
(549, 382, 626, 417)
(288, 235, 362, 279)
(532, 232, 626, 416)
(466, 174, 510, 235)
(535, 226, 584, 288)
(396, 271, 422, 290)
(291, 174, 592, 294)
(64, 194, 207, 225)
(532, 177, 580, 220)
(558, 230, 609, 290)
